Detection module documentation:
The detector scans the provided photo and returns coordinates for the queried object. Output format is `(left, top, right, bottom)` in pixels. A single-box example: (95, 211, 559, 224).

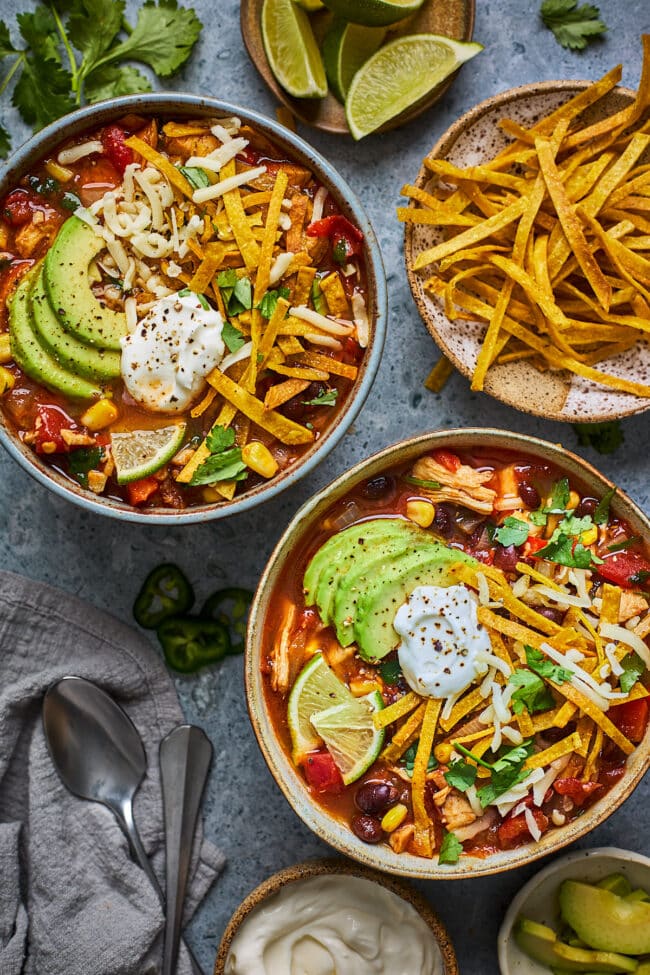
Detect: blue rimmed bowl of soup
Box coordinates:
(0, 94, 386, 522)
(246, 428, 650, 878)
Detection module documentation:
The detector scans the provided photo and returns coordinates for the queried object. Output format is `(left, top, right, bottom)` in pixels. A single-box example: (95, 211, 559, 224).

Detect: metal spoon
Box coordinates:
(42, 676, 204, 975)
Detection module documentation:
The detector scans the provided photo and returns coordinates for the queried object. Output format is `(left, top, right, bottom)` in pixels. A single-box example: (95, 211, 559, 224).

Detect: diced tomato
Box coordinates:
(524, 536, 547, 557)
(432, 449, 461, 473)
(0, 259, 33, 327)
(302, 750, 344, 795)
(497, 808, 549, 849)
(598, 550, 650, 589)
(608, 698, 649, 743)
(2, 189, 42, 226)
(554, 777, 603, 807)
(33, 404, 76, 454)
(238, 147, 260, 166)
(101, 125, 134, 175)
(306, 215, 364, 259)
(126, 476, 159, 506)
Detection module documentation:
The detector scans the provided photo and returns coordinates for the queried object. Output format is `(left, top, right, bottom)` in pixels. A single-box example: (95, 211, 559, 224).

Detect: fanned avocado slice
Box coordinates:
(44, 216, 127, 351)
(9, 269, 102, 400)
(560, 879, 650, 955)
(515, 917, 637, 973)
(31, 266, 121, 381)
(304, 518, 408, 612)
(353, 545, 475, 661)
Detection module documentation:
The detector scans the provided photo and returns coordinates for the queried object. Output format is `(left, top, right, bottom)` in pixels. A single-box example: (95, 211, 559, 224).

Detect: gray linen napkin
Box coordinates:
(0, 570, 225, 975)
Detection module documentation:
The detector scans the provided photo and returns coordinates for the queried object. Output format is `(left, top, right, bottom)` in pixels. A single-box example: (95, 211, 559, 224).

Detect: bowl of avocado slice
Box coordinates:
(498, 846, 650, 975)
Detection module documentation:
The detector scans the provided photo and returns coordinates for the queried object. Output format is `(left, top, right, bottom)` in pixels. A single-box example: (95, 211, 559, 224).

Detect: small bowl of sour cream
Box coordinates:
(214, 858, 458, 975)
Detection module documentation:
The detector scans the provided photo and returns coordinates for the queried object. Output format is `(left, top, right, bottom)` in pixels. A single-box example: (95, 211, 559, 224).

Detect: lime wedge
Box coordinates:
(322, 20, 386, 103)
(262, 0, 328, 99)
(292, 0, 324, 9)
(322, 0, 425, 27)
(310, 690, 384, 784)
(288, 653, 353, 762)
(111, 423, 186, 484)
(346, 34, 483, 139)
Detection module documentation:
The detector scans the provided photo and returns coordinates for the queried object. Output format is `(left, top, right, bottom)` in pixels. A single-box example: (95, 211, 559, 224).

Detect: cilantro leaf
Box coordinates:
(620, 652, 645, 695)
(17, 7, 61, 65)
(217, 269, 238, 290)
(495, 516, 530, 548)
(608, 537, 641, 553)
(509, 668, 556, 715)
(476, 740, 535, 808)
(0, 21, 19, 57)
(529, 509, 548, 527)
(66, 0, 124, 76)
(303, 388, 338, 407)
(95, 0, 202, 78)
(222, 321, 246, 355)
(438, 831, 463, 865)
(402, 741, 437, 777)
(190, 425, 247, 486)
(540, 0, 607, 51)
(557, 513, 594, 537)
(206, 425, 235, 453)
(68, 445, 102, 487)
(84, 63, 152, 102)
(179, 165, 210, 189)
(444, 759, 477, 792)
(257, 286, 290, 320)
(379, 658, 402, 684)
(13, 56, 75, 129)
(535, 532, 602, 569)
(573, 420, 623, 455)
(0, 123, 11, 159)
(545, 477, 570, 513)
(593, 487, 616, 525)
(525, 645, 572, 684)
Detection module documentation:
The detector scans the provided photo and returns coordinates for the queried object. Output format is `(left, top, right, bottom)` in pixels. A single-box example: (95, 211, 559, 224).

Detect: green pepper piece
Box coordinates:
(158, 616, 230, 673)
(133, 564, 195, 629)
(201, 587, 253, 655)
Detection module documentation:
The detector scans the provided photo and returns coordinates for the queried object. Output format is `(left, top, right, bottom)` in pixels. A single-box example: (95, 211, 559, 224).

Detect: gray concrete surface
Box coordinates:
(1, 0, 649, 971)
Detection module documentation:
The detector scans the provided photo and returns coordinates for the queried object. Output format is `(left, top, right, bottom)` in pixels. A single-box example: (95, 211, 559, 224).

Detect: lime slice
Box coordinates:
(262, 0, 328, 99)
(288, 653, 353, 762)
(322, 0, 425, 27)
(346, 34, 483, 140)
(310, 690, 384, 785)
(322, 20, 386, 103)
(111, 423, 186, 484)
(292, 0, 324, 9)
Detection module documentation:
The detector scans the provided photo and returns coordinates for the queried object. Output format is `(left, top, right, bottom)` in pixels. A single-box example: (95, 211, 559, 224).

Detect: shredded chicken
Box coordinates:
(619, 591, 649, 623)
(411, 456, 497, 514)
(441, 792, 477, 831)
(271, 606, 297, 694)
(454, 808, 498, 841)
(389, 823, 414, 853)
(14, 216, 60, 258)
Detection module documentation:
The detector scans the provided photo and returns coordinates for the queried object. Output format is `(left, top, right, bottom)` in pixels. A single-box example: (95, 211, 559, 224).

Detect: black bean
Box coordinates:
(494, 544, 519, 571)
(355, 781, 398, 815)
(519, 480, 541, 510)
(362, 475, 394, 500)
(536, 605, 565, 625)
(575, 497, 597, 518)
(433, 503, 454, 538)
(351, 814, 384, 843)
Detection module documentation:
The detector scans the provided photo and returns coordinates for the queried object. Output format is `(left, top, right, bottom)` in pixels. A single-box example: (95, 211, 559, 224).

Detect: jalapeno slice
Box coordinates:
(201, 586, 253, 655)
(157, 616, 230, 673)
(133, 564, 195, 629)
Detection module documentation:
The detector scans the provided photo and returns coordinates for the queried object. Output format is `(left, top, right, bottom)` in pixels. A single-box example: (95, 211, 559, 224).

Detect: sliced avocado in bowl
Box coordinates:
(43, 216, 127, 351)
(31, 266, 121, 381)
(515, 918, 637, 973)
(597, 875, 633, 898)
(560, 879, 650, 956)
(9, 270, 102, 400)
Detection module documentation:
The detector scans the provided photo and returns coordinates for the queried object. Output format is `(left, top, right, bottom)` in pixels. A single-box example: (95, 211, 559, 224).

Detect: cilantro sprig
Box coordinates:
(495, 516, 529, 548)
(453, 740, 536, 809)
(0, 0, 203, 158)
(444, 758, 477, 792)
(509, 669, 556, 715)
(540, 0, 607, 51)
(189, 425, 247, 487)
(303, 388, 338, 407)
(438, 831, 463, 865)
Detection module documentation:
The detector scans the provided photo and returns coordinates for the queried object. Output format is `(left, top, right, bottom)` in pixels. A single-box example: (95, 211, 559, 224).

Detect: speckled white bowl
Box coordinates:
(498, 846, 650, 975)
(404, 81, 650, 423)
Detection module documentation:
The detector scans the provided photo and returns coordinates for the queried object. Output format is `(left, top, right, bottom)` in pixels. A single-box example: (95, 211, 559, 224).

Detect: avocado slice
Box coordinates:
(515, 918, 638, 973)
(44, 216, 127, 350)
(598, 875, 633, 898)
(9, 270, 102, 400)
(31, 266, 121, 381)
(626, 889, 650, 904)
(304, 518, 410, 613)
(353, 546, 475, 662)
(560, 879, 650, 955)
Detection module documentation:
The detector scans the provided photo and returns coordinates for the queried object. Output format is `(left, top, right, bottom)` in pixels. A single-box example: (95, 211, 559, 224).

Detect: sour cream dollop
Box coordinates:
(225, 875, 443, 975)
(394, 584, 491, 698)
(121, 291, 225, 412)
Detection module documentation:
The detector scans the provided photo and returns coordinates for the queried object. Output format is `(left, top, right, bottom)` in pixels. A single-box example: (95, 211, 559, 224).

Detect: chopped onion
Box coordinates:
(311, 186, 328, 223)
(525, 807, 542, 841)
(58, 140, 103, 165)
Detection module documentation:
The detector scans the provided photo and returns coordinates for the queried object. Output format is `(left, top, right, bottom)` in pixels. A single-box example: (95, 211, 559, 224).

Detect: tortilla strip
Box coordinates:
(124, 136, 195, 199)
(582, 727, 604, 781)
(525, 732, 583, 770)
(188, 242, 226, 293)
(319, 272, 350, 318)
(206, 370, 314, 445)
(439, 687, 486, 732)
(413, 197, 527, 270)
(412, 698, 442, 857)
(254, 169, 289, 302)
(221, 160, 260, 270)
(293, 267, 316, 305)
(190, 386, 217, 418)
(549, 679, 634, 755)
(374, 691, 421, 730)
(296, 351, 358, 380)
(424, 356, 454, 393)
(381, 702, 427, 763)
(263, 378, 309, 410)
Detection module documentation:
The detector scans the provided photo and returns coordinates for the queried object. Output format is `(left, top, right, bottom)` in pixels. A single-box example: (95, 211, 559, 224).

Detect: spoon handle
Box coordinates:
(160, 725, 213, 975)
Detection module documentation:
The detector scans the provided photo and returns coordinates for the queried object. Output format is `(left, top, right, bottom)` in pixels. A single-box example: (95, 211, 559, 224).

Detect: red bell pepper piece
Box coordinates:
(598, 550, 650, 589)
(306, 214, 364, 261)
(497, 808, 549, 849)
(101, 125, 134, 175)
(33, 405, 77, 454)
(608, 698, 649, 743)
(432, 449, 461, 473)
(2, 189, 42, 227)
(553, 777, 603, 807)
(126, 476, 159, 506)
(302, 750, 344, 795)
(0, 260, 33, 327)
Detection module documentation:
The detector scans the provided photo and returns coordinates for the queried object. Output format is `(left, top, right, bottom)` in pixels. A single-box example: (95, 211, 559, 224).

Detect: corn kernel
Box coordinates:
(406, 499, 435, 528)
(80, 398, 120, 431)
(242, 441, 278, 479)
(0, 334, 12, 364)
(581, 525, 598, 546)
(41, 441, 57, 454)
(349, 677, 379, 697)
(381, 803, 408, 833)
(0, 365, 15, 394)
(434, 742, 454, 764)
(45, 159, 73, 183)
(567, 490, 580, 510)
